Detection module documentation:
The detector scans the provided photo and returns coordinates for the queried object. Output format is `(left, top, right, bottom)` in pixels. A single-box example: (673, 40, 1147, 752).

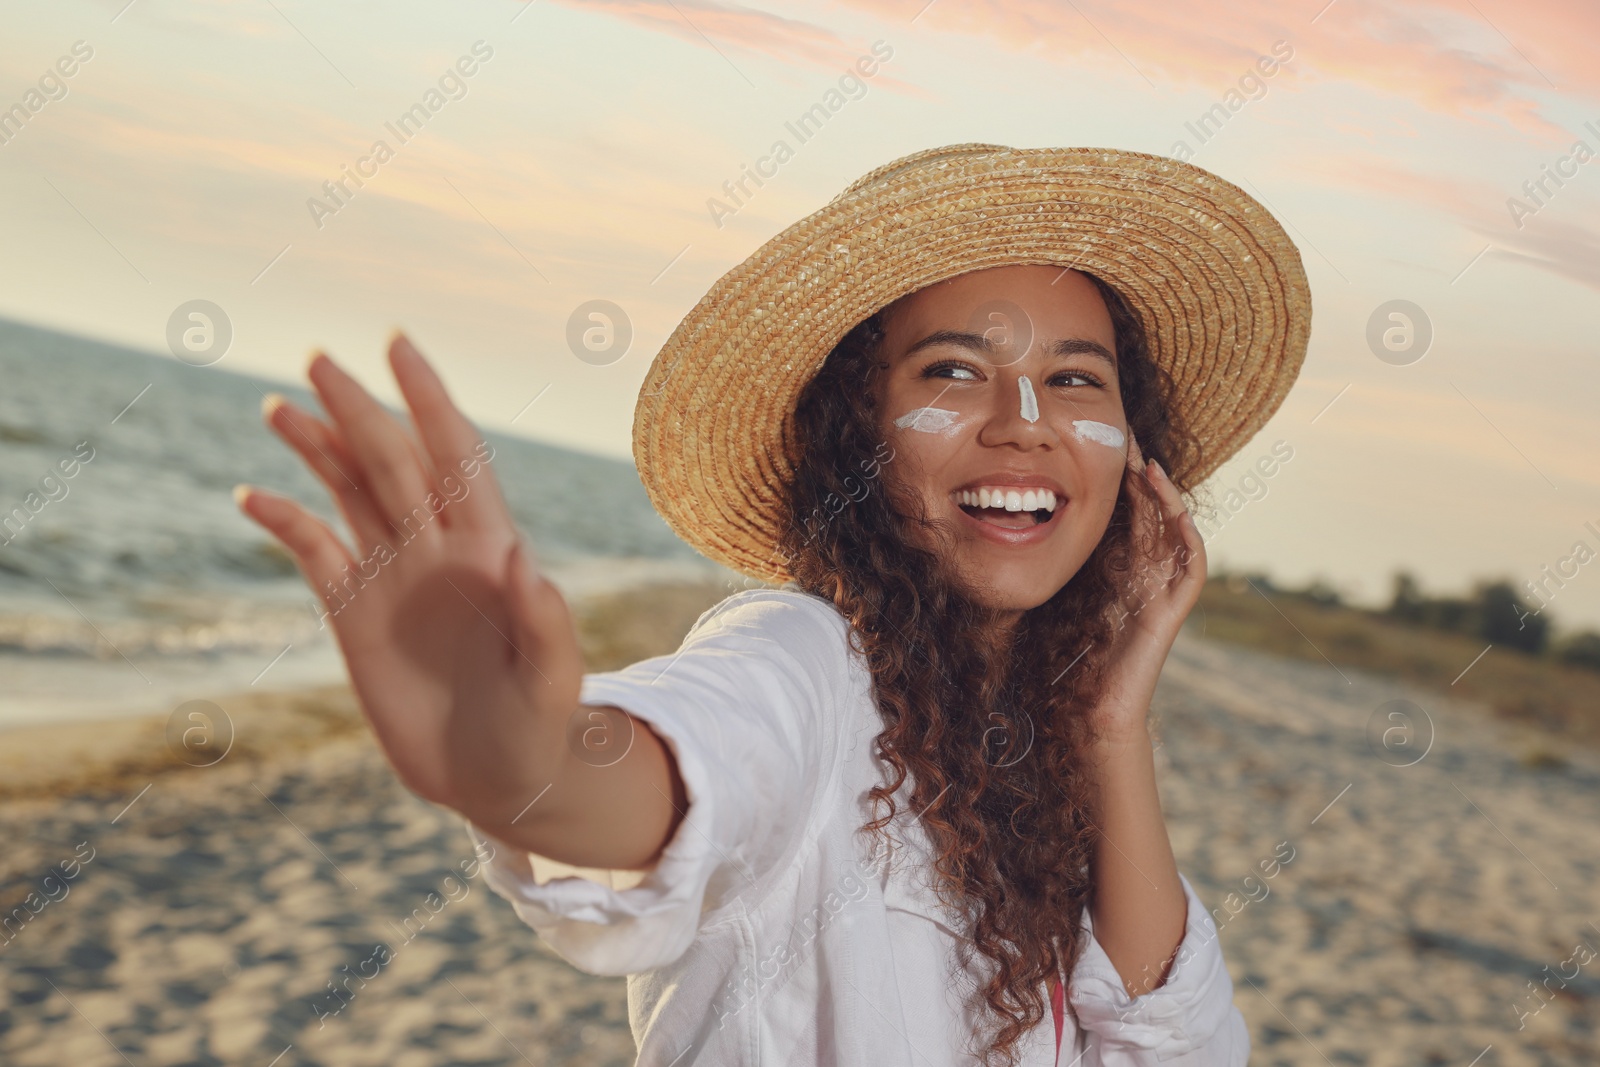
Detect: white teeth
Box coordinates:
(950, 487, 1063, 512)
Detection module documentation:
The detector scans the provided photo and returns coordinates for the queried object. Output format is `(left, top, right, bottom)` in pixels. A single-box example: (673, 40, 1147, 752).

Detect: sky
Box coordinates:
(3, 0, 1599, 631)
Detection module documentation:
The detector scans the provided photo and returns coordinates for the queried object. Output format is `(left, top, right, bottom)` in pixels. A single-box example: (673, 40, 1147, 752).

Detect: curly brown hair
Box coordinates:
(775, 270, 1199, 1065)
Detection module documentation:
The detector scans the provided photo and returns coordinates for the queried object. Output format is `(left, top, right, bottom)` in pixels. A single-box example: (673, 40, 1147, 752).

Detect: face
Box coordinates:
(872, 264, 1129, 622)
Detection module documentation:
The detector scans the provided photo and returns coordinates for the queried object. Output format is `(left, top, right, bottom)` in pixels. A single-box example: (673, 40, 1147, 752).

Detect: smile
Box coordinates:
(948, 486, 1061, 529)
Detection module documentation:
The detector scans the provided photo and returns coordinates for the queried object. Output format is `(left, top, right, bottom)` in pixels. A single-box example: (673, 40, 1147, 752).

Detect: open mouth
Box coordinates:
(949, 487, 1061, 529)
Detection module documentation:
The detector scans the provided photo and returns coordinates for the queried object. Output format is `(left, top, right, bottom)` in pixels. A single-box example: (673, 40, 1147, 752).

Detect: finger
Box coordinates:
(233, 484, 358, 606)
(307, 351, 442, 547)
(1147, 461, 1207, 577)
(504, 538, 575, 687)
(262, 393, 392, 555)
(386, 331, 514, 534)
(1145, 460, 1190, 528)
(1125, 431, 1146, 473)
(1120, 456, 1183, 580)
(1120, 440, 1162, 530)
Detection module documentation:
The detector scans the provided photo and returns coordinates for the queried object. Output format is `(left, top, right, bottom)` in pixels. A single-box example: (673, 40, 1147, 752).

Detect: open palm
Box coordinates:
(235, 333, 582, 821)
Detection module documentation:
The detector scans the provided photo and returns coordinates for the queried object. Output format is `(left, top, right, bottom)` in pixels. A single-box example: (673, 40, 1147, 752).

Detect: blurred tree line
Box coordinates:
(1215, 569, 1600, 672)
(1382, 571, 1600, 670)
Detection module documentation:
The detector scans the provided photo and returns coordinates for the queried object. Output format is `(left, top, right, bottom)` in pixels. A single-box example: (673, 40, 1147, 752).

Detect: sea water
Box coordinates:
(0, 317, 715, 728)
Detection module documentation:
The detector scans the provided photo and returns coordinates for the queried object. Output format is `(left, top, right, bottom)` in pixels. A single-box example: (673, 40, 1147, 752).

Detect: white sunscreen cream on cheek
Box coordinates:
(893, 407, 967, 436)
(1018, 376, 1039, 423)
(1072, 420, 1126, 448)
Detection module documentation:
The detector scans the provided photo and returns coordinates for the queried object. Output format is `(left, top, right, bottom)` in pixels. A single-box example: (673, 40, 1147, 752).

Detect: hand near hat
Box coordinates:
(1089, 434, 1208, 745)
(234, 334, 686, 870)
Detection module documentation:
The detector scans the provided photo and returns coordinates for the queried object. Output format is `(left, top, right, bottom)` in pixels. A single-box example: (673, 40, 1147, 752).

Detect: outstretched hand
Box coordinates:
(234, 333, 584, 819)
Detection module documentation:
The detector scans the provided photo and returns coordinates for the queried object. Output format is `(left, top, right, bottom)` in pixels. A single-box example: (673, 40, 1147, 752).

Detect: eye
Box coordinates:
(921, 359, 984, 382)
(1049, 369, 1107, 389)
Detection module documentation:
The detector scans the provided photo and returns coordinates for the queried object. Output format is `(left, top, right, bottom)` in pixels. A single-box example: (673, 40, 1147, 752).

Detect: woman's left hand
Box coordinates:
(1090, 435, 1207, 742)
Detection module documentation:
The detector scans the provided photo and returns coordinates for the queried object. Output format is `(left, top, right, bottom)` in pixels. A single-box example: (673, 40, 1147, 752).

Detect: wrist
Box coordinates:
(1089, 721, 1153, 754)
(1088, 671, 1156, 743)
(444, 728, 571, 831)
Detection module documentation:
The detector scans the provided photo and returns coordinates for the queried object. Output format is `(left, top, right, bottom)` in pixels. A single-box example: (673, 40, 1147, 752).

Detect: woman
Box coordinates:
(236, 144, 1310, 1066)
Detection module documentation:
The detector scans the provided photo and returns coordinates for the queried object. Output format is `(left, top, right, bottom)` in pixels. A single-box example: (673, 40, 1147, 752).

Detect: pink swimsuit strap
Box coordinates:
(1049, 975, 1065, 1058)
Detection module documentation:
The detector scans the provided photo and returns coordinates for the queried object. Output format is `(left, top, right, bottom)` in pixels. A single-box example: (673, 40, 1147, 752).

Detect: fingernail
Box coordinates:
(232, 484, 252, 508)
(262, 392, 287, 419)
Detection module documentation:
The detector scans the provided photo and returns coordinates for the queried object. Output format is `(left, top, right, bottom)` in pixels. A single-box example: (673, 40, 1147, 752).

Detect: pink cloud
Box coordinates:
(1478, 218, 1600, 291)
(1312, 156, 1499, 225)
(1292, 151, 1600, 291)
(835, 0, 1594, 139)
(541, 0, 925, 95)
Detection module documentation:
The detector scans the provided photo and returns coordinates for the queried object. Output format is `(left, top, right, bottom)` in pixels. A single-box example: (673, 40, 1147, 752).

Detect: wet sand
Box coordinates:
(2, 606, 1598, 1065)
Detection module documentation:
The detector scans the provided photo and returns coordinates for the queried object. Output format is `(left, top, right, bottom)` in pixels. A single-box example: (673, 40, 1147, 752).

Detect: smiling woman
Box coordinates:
(237, 142, 1309, 1067)
(776, 260, 1209, 1060)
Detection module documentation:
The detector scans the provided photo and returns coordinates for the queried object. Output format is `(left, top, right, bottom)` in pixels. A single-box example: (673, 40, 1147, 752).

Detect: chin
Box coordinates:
(956, 556, 1073, 615)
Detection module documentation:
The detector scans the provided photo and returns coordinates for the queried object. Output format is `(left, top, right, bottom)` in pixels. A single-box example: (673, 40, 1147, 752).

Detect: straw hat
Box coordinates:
(633, 143, 1311, 582)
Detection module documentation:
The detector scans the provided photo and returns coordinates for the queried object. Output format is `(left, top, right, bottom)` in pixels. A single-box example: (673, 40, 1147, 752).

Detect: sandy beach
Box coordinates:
(3, 584, 1598, 1066)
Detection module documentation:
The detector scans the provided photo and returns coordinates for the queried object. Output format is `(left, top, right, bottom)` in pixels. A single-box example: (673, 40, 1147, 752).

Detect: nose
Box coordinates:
(975, 370, 1053, 451)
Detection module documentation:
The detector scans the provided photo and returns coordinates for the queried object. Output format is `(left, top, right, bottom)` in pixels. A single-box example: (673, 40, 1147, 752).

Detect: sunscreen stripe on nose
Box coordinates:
(1018, 375, 1039, 423)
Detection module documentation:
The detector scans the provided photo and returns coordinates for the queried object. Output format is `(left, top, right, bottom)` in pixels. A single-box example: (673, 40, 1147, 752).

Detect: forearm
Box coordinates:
(1084, 679, 1186, 998)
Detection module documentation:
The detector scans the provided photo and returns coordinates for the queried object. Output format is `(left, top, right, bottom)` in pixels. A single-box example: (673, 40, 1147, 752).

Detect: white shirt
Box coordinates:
(465, 588, 1250, 1066)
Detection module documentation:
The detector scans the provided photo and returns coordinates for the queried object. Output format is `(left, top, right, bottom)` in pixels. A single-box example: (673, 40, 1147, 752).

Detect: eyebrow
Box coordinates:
(902, 329, 1117, 369)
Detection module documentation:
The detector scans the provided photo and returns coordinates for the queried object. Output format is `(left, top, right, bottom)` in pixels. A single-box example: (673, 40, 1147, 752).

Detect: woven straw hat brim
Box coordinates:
(633, 143, 1312, 583)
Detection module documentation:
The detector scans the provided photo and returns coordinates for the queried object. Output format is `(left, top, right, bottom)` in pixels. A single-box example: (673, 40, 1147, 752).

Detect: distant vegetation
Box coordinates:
(1195, 568, 1600, 749)
(1383, 571, 1600, 671)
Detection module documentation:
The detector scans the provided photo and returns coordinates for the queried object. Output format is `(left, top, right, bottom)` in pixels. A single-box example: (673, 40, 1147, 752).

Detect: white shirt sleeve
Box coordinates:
(462, 588, 847, 978)
(1066, 872, 1251, 1065)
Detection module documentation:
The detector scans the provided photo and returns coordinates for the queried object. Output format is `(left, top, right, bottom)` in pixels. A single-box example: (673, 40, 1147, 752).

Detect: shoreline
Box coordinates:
(1, 574, 745, 803)
(0, 555, 740, 734)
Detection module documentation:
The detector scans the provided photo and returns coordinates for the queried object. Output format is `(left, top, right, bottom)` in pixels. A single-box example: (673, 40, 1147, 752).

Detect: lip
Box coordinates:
(951, 471, 1068, 497)
(955, 501, 1065, 546)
